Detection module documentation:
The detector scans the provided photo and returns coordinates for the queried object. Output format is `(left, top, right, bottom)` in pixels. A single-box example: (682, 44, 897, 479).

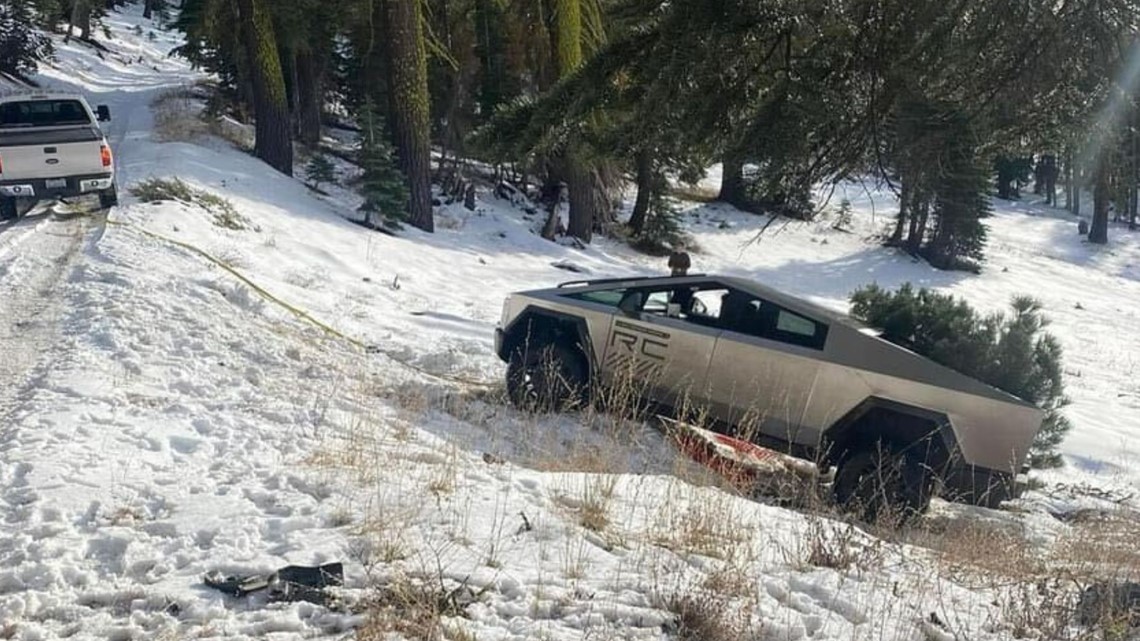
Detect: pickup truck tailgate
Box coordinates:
(0, 127, 109, 181)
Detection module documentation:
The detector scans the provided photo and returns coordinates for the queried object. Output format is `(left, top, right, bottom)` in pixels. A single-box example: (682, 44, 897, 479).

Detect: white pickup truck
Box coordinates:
(0, 92, 118, 221)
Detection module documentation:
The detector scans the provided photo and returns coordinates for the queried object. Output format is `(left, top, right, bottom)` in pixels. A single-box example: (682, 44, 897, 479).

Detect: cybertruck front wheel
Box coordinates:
(506, 341, 587, 413)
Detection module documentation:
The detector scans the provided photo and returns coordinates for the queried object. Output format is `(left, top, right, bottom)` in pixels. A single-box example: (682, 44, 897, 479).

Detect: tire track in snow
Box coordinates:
(0, 214, 91, 522)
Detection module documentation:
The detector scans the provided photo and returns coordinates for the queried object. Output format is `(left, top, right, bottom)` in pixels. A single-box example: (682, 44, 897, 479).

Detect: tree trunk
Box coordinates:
(1090, 162, 1109, 244)
(144, 0, 154, 19)
(550, 0, 598, 242)
(1126, 142, 1135, 231)
(629, 150, 652, 235)
(541, 183, 565, 240)
(1126, 124, 1135, 229)
(236, 0, 293, 176)
(565, 153, 596, 243)
(1044, 154, 1057, 206)
(553, 0, 582, 80)
(1067, 151, 1080, 215)
(891, 179, 909, 244)
(906, 192, 928, 254)
(718, 153, 747, 207)
(280, 48, 301, 140)
(1072, 178, 1081, 217)
(1057, 152, 1067, 208)
(78, 0, 92, 40)
(295, 49, 323, 147)
(385, 0, 434, 233)
(67, 0, 88, 41)
(997, 176, 1012, 200)
(914, 203, 930, 252)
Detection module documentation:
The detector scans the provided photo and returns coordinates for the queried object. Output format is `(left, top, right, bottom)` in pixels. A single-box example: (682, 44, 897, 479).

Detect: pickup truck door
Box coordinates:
(601, 290, 719, 412)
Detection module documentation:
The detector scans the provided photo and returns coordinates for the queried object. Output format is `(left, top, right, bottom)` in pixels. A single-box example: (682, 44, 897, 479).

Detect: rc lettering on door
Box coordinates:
(606, 320, 670, 380)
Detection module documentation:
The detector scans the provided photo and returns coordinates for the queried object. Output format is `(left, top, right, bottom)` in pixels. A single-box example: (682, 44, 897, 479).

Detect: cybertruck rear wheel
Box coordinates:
(506, 341, 587, 413)
(832, 442, 933, 523)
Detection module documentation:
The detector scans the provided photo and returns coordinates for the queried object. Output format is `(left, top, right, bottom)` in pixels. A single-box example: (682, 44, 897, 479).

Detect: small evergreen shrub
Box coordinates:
(632, 176, 689, 256)
(131, 176, 196, 203)
(832, 198, 853, 231)
(355, 103, 409, 227)
(850, 284, 1071, 468)
(305, 154, 336, 191)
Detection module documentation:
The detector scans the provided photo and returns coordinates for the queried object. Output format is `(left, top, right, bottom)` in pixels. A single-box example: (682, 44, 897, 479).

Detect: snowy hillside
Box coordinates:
(1, 5, 1139, 641)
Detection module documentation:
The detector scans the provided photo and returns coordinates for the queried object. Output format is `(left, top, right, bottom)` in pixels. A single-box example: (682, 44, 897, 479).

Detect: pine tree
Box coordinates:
(925, 119, 992, 271)
(357, 103, 409, 228)
(0, 1, 52, 82)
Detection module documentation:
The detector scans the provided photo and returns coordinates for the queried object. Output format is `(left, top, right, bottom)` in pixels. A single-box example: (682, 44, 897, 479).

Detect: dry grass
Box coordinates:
(798, 517, 885, 573)
(305, 412, 395, 486)
(151, 85, 209, 142)
(577, 475, 617, 532)
(1055, 508, 1140, 577)
(356, 573, 475, 641)
(149, 83, 254, 150)
(393, 371, 668, 478)
(915, 518, 1046, 588)
(651, 488, 754, 562)
(669, 184, 720, 203)
(210, 115, 256, 151)
(657, 591, 756, 641)
(914, 504, 1140, 639)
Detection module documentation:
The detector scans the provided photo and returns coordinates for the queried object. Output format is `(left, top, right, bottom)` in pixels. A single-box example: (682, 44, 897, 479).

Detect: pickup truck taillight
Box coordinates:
(0, 153, 4, 174)
(100, 145, 113, 168)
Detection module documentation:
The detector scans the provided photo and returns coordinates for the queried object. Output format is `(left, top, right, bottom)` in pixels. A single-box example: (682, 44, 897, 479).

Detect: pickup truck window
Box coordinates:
(0, 100, 92, 128)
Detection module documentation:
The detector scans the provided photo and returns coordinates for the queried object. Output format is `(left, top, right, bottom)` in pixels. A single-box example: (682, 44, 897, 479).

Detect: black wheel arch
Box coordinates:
(499, 307, 595, 374)
(821, 397, 961, 475)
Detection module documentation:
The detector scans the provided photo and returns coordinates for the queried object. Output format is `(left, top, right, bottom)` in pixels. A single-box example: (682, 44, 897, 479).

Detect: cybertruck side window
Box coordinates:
(717, 288, 829, 350)
(771, 308, 829, 350)
(564, 289, 626, 307)
(634, 285, 728, 326)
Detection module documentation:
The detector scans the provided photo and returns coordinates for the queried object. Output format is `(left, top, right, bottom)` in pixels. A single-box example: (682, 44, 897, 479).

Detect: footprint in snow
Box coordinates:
(169, 435, 203, 455)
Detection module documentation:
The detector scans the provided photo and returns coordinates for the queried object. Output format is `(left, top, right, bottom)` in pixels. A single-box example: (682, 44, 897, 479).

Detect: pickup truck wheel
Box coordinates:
(506, 342, 587, 413)
(0, 197, 16, 221)
(99, 186, 119, 210)
(832, 444, 932, 523)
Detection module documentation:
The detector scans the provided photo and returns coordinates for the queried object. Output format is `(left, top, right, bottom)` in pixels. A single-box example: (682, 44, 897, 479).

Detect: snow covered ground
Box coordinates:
(1, 4, 1139, 640)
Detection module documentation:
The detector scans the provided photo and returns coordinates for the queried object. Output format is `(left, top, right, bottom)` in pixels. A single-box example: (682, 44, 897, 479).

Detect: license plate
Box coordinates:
(46, 178, 67, 189)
